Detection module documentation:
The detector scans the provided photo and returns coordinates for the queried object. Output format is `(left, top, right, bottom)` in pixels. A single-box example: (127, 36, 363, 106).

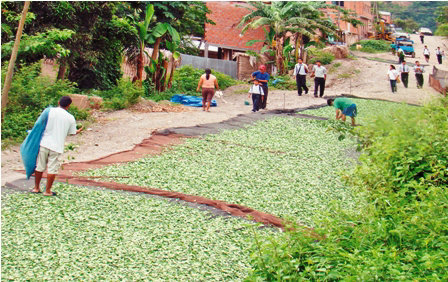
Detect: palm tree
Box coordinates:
(239, 2, 361, 74)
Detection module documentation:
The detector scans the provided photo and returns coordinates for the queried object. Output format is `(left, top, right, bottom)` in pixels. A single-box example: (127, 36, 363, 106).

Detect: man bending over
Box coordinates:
(327, 97, 357, 126)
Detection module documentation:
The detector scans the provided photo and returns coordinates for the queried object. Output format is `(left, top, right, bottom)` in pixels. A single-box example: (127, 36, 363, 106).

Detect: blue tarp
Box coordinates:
(170, 94, 217, 107)
(20, 107, 51, 179)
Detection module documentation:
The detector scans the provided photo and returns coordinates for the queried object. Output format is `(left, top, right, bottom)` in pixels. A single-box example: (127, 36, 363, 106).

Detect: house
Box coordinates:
(325, 1, 374, 45)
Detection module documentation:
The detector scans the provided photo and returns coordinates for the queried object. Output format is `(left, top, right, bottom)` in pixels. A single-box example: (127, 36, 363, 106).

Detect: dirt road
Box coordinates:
(2, 35, 446, 186)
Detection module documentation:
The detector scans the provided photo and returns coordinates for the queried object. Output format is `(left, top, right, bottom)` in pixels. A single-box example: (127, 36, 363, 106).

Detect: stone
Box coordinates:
(323, 45, 350, 59)
(69, 94, 103, 110)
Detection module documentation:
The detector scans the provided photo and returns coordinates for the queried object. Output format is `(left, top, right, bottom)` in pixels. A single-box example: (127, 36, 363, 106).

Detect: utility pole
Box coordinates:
(2, 1, 30, 120)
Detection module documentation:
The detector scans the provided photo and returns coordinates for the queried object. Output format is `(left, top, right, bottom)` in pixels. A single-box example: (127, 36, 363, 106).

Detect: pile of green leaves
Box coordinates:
(350, 39, 391, 53)
(85, 116, 361, 226)
(306, 47, 335, 65)
(1, 62, 88, 143)
(171, 65, 238, 96)
(1, 184, 274, 280)
(247, 97, 448, 280)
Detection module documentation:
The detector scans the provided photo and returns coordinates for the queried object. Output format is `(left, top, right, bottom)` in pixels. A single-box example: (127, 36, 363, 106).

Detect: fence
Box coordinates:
(180, 54, 237, 79)
(429, 66, 448, 96)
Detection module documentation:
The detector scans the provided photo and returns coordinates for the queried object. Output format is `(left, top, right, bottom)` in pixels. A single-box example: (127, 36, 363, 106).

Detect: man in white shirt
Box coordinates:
(398, 60, 410, 88)
(423, 45, 430, 63)
(311, 60, 327, 98)
(31, 96, 83, 196)
(413, 61, 425, 89)
(293, 58, 309, 96)
(436, 47, 443, 64)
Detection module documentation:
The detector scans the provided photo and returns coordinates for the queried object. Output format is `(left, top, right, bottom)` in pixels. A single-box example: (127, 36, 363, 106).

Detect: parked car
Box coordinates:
(419, 27, 433, 36)
(391, 38, 415, 58)
(392, 32, 410, 40)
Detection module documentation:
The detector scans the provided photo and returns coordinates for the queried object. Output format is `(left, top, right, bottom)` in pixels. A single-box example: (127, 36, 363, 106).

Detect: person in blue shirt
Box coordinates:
(251, 65, 270, 109)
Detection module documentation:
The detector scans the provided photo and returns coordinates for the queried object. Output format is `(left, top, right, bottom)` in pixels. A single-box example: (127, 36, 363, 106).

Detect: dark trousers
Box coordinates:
(260, 85, 268, 109)
(296, 75, 308, 95)
(251, 94, 261, 112)
(437, 54, 442, 64)
(398, 55, 405, 64)
(401, 73, 409, 88)
(390, 79, 397, 92)
(415, 73, 424, 88)
(420, 36, 424, 43)
(314, 77, 325, 97)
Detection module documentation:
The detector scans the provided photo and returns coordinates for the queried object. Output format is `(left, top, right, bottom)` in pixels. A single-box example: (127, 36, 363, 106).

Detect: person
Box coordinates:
(414, 61, 425, 89)
(32, 96, 83, 196)
(327, 97, 357, 126)
(397, 47, 405, 64)
(398, 60, 410, 88)
(311, 60, 327, 98)
(387, 65, 399, 93)
(251, 65, 270, 109)
(248, 79, 264, 112)
(423, 45, 430, 63)
(293, 58, 309, 96)
(419, 32, 424, 43)
(197, 68, 220, 112)
(436, 47, 443, 64)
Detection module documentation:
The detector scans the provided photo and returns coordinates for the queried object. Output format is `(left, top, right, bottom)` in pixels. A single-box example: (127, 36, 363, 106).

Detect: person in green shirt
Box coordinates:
(327, 97, 357, 126)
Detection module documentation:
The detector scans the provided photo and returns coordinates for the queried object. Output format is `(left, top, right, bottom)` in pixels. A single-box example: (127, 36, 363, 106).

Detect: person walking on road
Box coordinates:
(398, 47, 405, 64)
(423, 45, 430, 63)
(311, 60, 327, 97)
(387, 65, 399, 93)
(419, 32, 424, 44)
(197, 68, 220, 112)
(436, 47, 444, 64)
(398, 60, 410, 88)
(251, 65, 270, 109)
(414, 61, 425, 89)
(293, 58, 309, 96)
(31, 96, 83, 196)
(327, 97, 357, 126)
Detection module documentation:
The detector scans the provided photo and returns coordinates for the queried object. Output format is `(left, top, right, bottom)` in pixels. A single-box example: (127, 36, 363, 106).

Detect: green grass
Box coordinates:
(1, 184, 274, 280)
(85, 116, 362, 226)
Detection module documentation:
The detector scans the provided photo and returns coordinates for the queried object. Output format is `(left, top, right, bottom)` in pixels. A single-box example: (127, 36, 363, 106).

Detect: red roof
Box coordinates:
(205, 1, 265, 51)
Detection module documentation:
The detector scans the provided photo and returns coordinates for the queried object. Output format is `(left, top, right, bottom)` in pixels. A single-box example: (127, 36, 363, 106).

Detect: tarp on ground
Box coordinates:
(170, 94, 217, 107)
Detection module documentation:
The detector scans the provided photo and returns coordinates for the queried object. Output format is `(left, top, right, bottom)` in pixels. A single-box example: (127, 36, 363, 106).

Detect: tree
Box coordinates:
(239, 2, 360, 74)
(394, 18, 419, 33)
(2, 1, 30, 120)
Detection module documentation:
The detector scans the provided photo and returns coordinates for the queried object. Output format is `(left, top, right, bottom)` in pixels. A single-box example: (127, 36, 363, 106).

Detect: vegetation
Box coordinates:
(393, 18, 419, 33)
(350, 39, 391, 53)
(248, 98, 448, 280)
(435, 6, 448, 36)
(307, 47, 335, 65)
(377, 1, 446, 32)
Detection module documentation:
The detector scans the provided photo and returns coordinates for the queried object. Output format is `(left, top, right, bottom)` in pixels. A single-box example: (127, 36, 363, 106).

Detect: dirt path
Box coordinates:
(2, 35, 445, 187)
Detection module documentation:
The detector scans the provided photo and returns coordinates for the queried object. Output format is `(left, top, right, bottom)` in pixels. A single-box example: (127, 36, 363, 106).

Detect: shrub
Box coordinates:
(350, 39, 391, 53)
(1, 62, 87, 143)
(306, 47, 335, 65)
(91, 77, 144, 110)
(247, 98, 448, 280)
(170, 65, 238, 96)
(435, 23, 448, 36)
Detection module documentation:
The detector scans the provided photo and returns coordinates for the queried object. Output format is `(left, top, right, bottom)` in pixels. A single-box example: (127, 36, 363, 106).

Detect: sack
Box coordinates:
(215, 90, 223, 98)
(396, 76, 401, 83)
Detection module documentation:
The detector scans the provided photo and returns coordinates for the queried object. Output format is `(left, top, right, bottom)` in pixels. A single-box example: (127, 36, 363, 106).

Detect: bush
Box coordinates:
(435, 23, 448, 36)
(91, 77, 144, 110)
(350, 39, 391, 53)
(1, 62, 88, 143)
(247, 98, 448, 280)
(170, 65, 238, 96)
(306, 47, 335, 65)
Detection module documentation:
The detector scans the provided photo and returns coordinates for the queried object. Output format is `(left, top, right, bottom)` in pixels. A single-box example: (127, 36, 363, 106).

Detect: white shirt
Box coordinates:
(249, 84, 265, 95)
(423, 48, 430, 55)
(414, 65, 424, 74)
(436, 49, 442, 55)
(388, 69, 399, 80)
(398, 64, 410, 73)
(40, 107, 77, 154)
(293, 63, 308, 75)
(312, 65, 327, 78)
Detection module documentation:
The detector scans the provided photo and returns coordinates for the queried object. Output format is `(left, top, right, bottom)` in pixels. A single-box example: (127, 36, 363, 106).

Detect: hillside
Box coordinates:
(378, 1, 446, 32)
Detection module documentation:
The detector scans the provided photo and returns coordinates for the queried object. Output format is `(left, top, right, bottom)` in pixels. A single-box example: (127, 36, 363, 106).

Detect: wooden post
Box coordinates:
(204, 42, 209, 58)
(2, 1, 30, 120)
